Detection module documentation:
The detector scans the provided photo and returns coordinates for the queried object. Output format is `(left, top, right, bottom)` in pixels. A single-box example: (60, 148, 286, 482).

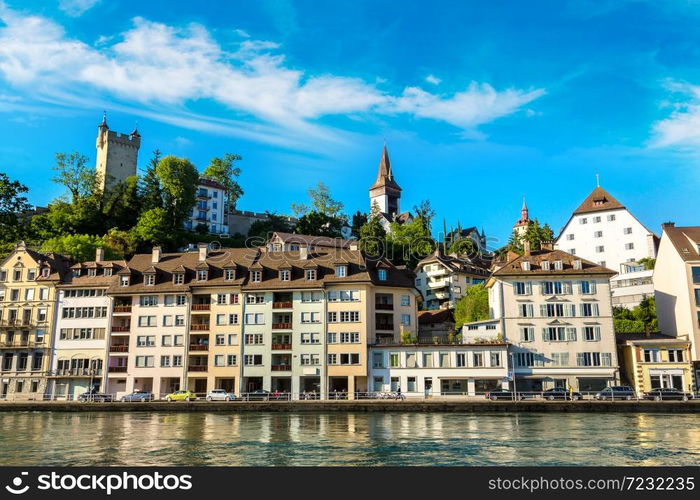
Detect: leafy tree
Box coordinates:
(132, 208, 172, 248)
(350, 210, 368, 238)
(507, 218, 555, 254)
(103, 176, 141, 230)
(613, 297, 657, 333)
(387, 217, 434, 268)
(638, 257, 656, 270)
(0, 173, 31, 243)
(614, 318, 647, 333)
(103, 228, 137, 257)
(156, 155, 199, 233)
(140, 149, 164, 211)
(295, 211, 344, 237)
(202, 153, 244, 208)
(359, 202, 387, 256)
(32, 197, 104, 240)
(292, 181, 344, 218)
(247, 212, 294, 240)
(454, 284, 489, 327)
(195, 223, 209, 235)
(40, 234, 123, 262)
(53, 152, 96, 203)
(413, 199, 436, 233)
(446, 235, 476, 256)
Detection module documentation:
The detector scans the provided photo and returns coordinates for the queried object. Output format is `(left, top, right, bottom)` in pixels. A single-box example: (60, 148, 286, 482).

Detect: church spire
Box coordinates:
(521, 196, 529, 221)
(99, 110, 109, 129)
(369, 144, 402, 215)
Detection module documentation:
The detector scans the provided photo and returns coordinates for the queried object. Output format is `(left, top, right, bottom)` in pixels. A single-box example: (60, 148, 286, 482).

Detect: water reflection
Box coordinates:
(0, 412, 698, 466)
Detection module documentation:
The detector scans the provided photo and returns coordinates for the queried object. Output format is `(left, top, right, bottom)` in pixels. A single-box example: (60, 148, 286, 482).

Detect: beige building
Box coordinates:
(0, 242, 70, 399)
(95, 112, 140, 192)
(653, 224, 700, 364)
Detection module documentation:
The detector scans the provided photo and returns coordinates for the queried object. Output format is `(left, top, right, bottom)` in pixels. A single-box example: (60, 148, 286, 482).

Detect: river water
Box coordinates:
(0, 411, 698, 466)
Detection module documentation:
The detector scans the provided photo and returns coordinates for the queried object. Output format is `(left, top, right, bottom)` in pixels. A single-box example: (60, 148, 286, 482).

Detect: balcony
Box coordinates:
(271, 364, 292, 372)
(1, 340, 45, 348)
(272, 301, 293, 309)
(188, 365, 207, 372)
(375, 303, 393, 311)
(189, 344, 209, 351)
(197, 193, 211, 200)
(375, 323, 395, 331)
(113, 305, 132, 313)
(191, 304, 211, 311)
(109, 345, 129, 353)
(190, 324, 210, 331)
(271, 343, 292, 350)
(108, 366, 127, 373)
(111, 325, 130, 333)
(53, 368, 103, 377)
(272, 323, 292, 330)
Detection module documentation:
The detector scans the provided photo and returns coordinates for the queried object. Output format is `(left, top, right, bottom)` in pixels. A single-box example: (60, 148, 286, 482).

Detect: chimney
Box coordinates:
(541, 240, 554, 251)
(299, 246, 309, 260)
(349, 241, 359, 251)
(151, 246, 162, 264)
(662, 221, 675, 230)
(95, 247, 104, 263)
(523, 240, 531, 256)
(198, 243, 208, 262)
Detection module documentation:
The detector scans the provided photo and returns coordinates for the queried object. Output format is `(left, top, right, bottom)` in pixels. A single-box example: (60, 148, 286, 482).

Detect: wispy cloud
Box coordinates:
(0, 3, 545, 149)
(58, 0, 101, 17)
(650, 81, 700, 148)
(425, 74, 441, 85)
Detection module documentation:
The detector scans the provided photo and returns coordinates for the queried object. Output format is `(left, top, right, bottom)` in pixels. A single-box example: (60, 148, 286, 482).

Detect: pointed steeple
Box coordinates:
(521, 196, 529, 221)
(99, 111, 109, 129)
(514, 196, 533, 234)
(370, 145, 401, 192)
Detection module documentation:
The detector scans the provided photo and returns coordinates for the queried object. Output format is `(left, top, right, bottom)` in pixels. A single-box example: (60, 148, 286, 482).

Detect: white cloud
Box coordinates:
(0, 4, 545, 148)
(650, 82, 700, 148)
(425, 74, 441, 85)
(58, 0, 101, 17)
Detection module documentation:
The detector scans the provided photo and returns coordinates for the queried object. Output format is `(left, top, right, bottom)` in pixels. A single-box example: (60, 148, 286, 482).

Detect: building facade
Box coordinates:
(95, 113, 140, 192)
(185, 177, 229, 235)
(653, 224, 700, 364)
(0, 242, 70, 400)
(486, 245, 619, 392)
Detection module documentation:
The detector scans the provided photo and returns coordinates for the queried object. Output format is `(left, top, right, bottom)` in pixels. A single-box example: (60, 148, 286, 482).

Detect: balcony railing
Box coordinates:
(271, 364, 292, 372)
(376, 323, 395, 331)
(375, 303, 394, 310)
(191, 324, 210, 331)
(272, 322, 292, 330)
(52, 368, 103, 377)
(272, 301, 293, 309)
(189, 344, 209, 351)
(191, 304, 211, 311)
(271, 343, 292, 350)
(109, 345, 129, 353)
(113, 306, 132, 313)
(188, 365, 207, 372)
(111, 325, 130, 332)
(0, 340, 45, 348)
(108, 366, 127, 373)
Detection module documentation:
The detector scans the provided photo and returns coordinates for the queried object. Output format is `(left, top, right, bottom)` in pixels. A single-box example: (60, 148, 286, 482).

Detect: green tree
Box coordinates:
(507, 218, 555, 254)
(292, 181, 344, 218)
(387, 217, 434, 268)
(295, 211, 344, 237)
(103, 175, 141, 230)
(53, 152, 96, 203)
(156, 155, 199, 233)
(413, 199, 436, 233)
(103, 228, 137, 257)
(0, 173, 31, 243)
(454, 284, 489, 327)
(140, 149, 164, 211)
(359, 202, 387, 256)
(40, 234, 123, 262)
(132, 208, 172, 248)
(202, 153, 244, 208)
(247, 212, 294, 240)
(638, 257, 656, 270)
(350, 210, 368, 238)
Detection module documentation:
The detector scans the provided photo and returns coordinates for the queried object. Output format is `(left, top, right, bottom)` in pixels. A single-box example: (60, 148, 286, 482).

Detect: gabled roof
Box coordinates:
(270, 232, 351, 249)
(416, 248, 491, 276)
(492, 248, 615, 277)
(418, 309, 455, 325)
(662, 225, 700, 262)
(573, 186, 625, 215)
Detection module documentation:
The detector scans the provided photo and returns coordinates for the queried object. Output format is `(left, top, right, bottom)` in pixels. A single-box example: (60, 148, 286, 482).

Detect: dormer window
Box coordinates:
(197, 270, 208, 281)
(72, 269, 81, 278)
(120, 276, 130, 287)
(521, 262, 531, 271)
(224, 269, 236, 281)
(541, 261, 550, 271)
(305, 269, 317, 281)
(573, 260, 583, 270)
(27, 270, 36, 281)
(554, 260, 563, 271)
(336, 265, 347, 278)
(280, 270, 290, 281)
(145, 274, 155, 286)
(377, 269, 387, 281)
(173, 273, 184, 285)
(251, 270, 262, 282)
(88, 269, 97, 278)
(104, 268, 112, 277)
(41, 267, 50, 278)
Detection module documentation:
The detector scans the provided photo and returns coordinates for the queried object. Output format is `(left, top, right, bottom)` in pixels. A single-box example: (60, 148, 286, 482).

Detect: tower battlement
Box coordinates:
(95, 113, 140, 192)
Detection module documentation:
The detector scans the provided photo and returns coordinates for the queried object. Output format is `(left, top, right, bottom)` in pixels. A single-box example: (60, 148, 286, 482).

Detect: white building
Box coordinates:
(653, 223, 700, 362)
(185, 177, 229, 235)
(555, 185, 658, 308)
(485, 244, 619, 392)
(368, 146, 413, 232)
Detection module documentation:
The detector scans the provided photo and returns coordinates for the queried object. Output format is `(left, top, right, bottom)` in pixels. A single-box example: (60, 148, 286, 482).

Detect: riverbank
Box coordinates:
(1, 400, 700, 412)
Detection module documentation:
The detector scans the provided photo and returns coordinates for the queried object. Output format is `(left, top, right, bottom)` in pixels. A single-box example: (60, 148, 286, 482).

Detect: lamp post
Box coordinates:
(510, 353, 517, 402)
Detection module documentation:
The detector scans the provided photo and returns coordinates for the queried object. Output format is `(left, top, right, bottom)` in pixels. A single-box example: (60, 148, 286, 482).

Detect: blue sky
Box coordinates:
(1, 0, 700, 246)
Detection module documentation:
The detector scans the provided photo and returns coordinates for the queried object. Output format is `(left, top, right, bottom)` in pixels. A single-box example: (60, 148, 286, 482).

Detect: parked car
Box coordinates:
(594, 386, 637, 401)
(244, 389, 271, 401)
(205, 389, 239, 401)
(78, 389, 113, 402)
(165, 390, 197, 402)
(486, 388, 521, 401)
(643, 388, 694, 401)
(120, 390, 153, 402)
(543, 387, 583, 401)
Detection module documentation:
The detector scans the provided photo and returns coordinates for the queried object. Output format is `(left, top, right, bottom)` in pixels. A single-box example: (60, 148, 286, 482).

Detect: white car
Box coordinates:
(205, 389, 238, 401)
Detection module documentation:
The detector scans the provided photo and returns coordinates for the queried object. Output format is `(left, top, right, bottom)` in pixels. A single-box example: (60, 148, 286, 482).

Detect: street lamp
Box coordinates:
(510, 353, 517, 402)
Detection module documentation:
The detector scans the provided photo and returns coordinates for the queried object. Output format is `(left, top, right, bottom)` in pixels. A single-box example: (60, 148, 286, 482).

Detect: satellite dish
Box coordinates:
(341, 226, 353, 240)
(209, 241, 221, 251)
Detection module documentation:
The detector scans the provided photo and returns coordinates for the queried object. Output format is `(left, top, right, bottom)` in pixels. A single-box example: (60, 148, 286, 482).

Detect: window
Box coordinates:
(335, 265, 347, 278)
(136, 336, 156, 347)
(251, 270, 262, 282)
(580, 303, 600, 317)
(579, 218, 588, 225)
(377, 269, 387, 281)
(245, 313, 264, 325)
(161, 335, 172, 346)
(407, 377, 417, 392)
(390, 353, 400, 367)
(176, 295, 187, 306)
(162, 315, 173, 327)
(228, 334, 238, 345)
(518, 304, 534, 318)
(542, 327, 568, 341)
(301, 312, 320, 324)
(422, 353, 433, 368)
(301, 332, 321, 344)
(13, 269, 22, 281)
(173, 355, 183, 367)
(643, 349, 660, 363)
(693, 267, 700, 285)
(541, 261, 551, 271)
(401, 295, 410, 306)
(566, 234, 575, 241)
(514, 282, 531, 295)
(305, 269, 317, 281)
(520, 327, 534, 342)
(339, 332, 359, 343)
(215, 334, 225, 345)
(624, 243, 634, 250)
(541, 281, 570, 295)
(490, 352, 501, 367)
(197, 270, 208, 281)
(607, 214, 616, 221)
(340, 311, 359, 322)
(137, 316, 156, 327)
(175, 315, 185, 326)
(245, 355, 263, 366)
(216, 314, 226, 326)
(583, 326, 601, 341)
(228, 314, 239, 325)
(120, 276, 130, 287)
(214, 355, 225, 367)
(24, 288, 34, 301)
(139, 296, 158, 307)
(245, 334, 264, 345)
(439, 352, 450, 367)
(301, 354, 320, 366)
(145, 274, 155, 286)
(227, 355, 237, 366)
(39, 288, 49, 300)
(551, 352, 569, 366)
(400, 314, 411, 326)
(224, 269, 236, 281)
(327, 311, 337, 323)
(246, 293, 265, 304)
(593, 216, 601, 223)
(521, 262, 531, 271)
(668, 349, 684, 362)
(623, 227, 632, 235)
(327, 332, 337, 343)
(415, 278, 421, 287)
(580, 280, 597, 294)
(301, 291, 321, 302)
(515, 352, 544, 367)
(160, 356, 171, 367)
(135, 356, 154, 368)
(576, 352, 610, 367)
(279, 270, 290, 281)
(595, 246, 604, 253)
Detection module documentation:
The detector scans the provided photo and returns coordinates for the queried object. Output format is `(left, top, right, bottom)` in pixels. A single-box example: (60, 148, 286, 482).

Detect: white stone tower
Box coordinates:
(95, 112, 141, 192)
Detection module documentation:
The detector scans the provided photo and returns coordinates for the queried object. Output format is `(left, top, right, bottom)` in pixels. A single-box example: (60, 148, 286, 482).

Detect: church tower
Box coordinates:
(95, 112, 141, 192)
(369, 145, 401, 215)
(513, 197, 533, 236)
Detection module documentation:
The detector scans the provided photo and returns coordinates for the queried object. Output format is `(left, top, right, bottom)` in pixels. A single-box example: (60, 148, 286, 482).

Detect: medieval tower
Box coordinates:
(369, 145, 402, 215)
(95, 112, 141, 192)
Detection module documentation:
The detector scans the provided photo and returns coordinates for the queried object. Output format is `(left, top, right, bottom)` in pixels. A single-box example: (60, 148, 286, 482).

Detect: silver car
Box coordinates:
(205, 389, 238, 401)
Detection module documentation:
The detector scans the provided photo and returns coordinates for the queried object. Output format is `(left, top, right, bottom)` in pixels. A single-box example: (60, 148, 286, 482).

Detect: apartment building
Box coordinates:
(185, 177, 229, 235)
(48, 248, 126, 399)
(414, 248, 490, 310)
(555, 185, 658, 308)
(0, 242, 70, 399)
(653, 224, 700, 364)
(487, 243, 619, 392)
